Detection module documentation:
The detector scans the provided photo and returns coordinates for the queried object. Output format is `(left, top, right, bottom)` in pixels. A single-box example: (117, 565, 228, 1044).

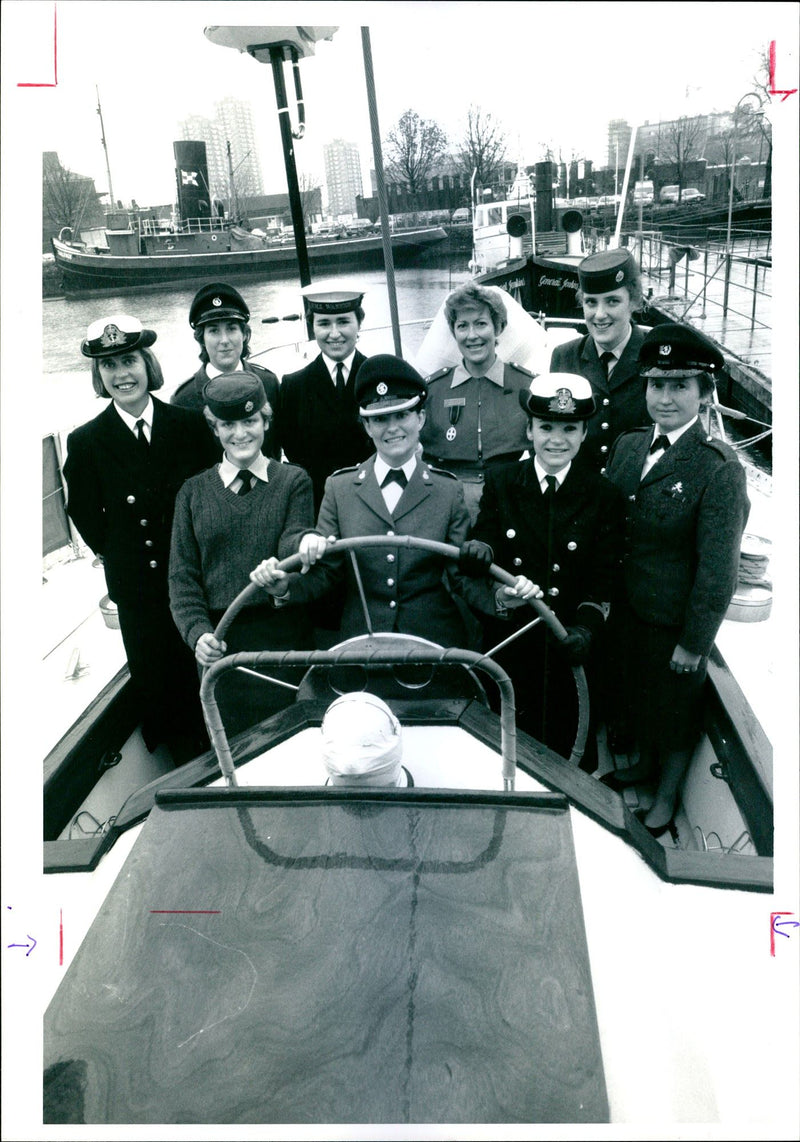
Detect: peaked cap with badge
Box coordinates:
(189, 282, 250, 328)
(519, 372, 596, 420)
(638, 322, 724, 380)
(81, 314, 157, 358)
(355, 355, 427, 416)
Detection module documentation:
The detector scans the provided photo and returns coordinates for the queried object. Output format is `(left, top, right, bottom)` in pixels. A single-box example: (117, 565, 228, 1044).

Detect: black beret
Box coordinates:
(355, 355, 427, 416)
(190, 282, 249, 328)
(639, 323, 724, 377)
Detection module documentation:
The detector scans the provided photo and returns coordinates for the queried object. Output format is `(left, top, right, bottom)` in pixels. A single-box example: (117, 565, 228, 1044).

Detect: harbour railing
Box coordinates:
(627, 229, 771, 370)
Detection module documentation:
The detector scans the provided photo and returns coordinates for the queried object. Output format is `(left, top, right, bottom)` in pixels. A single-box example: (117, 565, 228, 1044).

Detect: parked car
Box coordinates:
(451, 207, 471, 223)
(660, 186, 706, 205)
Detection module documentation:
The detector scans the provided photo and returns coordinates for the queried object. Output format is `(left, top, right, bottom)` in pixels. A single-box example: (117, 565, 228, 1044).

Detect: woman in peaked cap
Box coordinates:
(251, 354, 538, 647)
(603, 323, 749, 838)
(278, 283, 373, 513)
(171, 281, 281, 459)
(460, 371, 624, 766)
(550, 248, 651, 472)
(64, 315, 218, 763)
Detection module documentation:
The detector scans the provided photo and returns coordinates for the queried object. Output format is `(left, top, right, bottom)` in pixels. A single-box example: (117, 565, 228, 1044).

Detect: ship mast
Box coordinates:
(96, 87, 115, 208)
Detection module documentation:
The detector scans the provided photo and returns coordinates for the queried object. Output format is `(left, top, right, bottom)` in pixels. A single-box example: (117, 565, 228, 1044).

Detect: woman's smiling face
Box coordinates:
(97, 351, 150, 415)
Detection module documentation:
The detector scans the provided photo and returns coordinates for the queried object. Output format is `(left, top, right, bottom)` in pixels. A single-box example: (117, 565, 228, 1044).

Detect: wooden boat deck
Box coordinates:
(45, 790, 609, 1125)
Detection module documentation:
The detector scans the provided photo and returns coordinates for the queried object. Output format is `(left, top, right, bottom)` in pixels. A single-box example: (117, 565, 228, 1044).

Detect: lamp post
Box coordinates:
(204, 25, 338, 290)
(724, 92, 763, 312)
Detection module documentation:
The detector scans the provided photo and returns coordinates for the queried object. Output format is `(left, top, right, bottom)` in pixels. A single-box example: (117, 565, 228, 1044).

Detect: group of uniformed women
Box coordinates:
(64, 259, 748, 837)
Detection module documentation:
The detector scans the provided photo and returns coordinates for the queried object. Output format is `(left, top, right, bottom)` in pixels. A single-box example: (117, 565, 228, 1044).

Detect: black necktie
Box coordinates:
(335, 362, 346, 397)
(649, 434, 671, 455)
(600, 351, 615, 380)
(237, 469, 253, 496)
(135, 419, 149, 455)
(381, 468, 408, 489)
(543, 474, 558, 498)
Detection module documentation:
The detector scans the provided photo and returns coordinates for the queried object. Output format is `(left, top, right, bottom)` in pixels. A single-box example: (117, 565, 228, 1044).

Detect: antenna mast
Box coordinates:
(96, 87, 115, 207)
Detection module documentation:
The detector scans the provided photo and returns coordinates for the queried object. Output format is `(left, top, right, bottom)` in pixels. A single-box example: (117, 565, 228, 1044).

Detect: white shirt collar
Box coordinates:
(114, 396, 154, 434)
(451, 355, 505, 388)
(219, 453, 270, 488)
(596, 324, 632, 363)
(323, 351, 356, 383)
(655, 415, 699, 446)
(533, 455, 571, 490)
(206, 361, 244, 380)
(373, 454, 418, 485)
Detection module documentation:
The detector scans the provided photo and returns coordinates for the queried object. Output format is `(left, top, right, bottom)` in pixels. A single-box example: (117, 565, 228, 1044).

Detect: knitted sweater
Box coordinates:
(169, 460, 314, 650)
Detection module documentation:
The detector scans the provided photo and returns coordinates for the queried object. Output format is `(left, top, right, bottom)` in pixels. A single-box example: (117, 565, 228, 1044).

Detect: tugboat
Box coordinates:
(51, 139, 447, 296)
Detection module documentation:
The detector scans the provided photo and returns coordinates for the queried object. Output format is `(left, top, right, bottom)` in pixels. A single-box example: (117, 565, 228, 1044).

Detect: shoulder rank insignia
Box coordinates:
(330, 464, 359, 477)
(427, 464, 458, 480)
(507, 361, 535, 378)
(425, 366, 454, 383)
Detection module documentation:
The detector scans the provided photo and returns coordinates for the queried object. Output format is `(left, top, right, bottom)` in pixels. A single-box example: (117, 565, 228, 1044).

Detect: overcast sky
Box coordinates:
(3, 0, 797, 207)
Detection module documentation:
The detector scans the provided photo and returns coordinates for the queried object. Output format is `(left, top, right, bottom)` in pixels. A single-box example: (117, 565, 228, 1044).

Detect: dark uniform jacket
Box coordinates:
(605, 420, 749, 656)
(278, 351, 372, 510)
(286, 455, 472, 646)
(463, 456, 625, 631)
(550, 324, 648, 470)
(420, 361, 533, 468)
(64, 398, 218, 607)
(171, 361, 281, 460)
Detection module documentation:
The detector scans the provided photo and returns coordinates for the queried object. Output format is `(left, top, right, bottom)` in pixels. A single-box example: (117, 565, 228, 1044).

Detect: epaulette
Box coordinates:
(331, 464, 360, 477)
(425, 366, 454, 383)
(426, 463, 459, 480)
(701, 435, 738, 460)
(506, 361, 536, 378)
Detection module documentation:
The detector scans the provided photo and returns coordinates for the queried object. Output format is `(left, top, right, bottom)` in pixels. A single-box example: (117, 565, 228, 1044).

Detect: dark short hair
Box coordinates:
(444, 282, 507, 335)
(311, 306, 365, 328)
(577, 260, 644, 310)
(91, 346, 164, 398)
(194, 318, 251, 364)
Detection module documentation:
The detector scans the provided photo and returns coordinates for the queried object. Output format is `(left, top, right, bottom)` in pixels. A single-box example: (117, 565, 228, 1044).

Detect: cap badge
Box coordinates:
(212, 296, 222, 307)
(244, 400, 254, 413)
(446, 426, 457, 441)
(659, 344, 672, 357)
(101, 324, 122, 347)
(376, 382, 388, 396)
(549, 387, 577, 414)
(615, 269, 624, 283)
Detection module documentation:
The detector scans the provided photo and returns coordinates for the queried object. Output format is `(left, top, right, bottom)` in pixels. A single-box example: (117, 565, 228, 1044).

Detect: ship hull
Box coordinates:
(51, 227, 449, 296)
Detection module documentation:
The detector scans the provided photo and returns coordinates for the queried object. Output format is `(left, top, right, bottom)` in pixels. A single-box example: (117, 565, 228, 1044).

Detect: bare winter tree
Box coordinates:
(43, 152, 98, 235)
(456, 106, 507, 193)
(384, 109, 448, 195)
(747, 45, 773, 198)
(663, 117, 704, 201)
(298, 171, 323, 228)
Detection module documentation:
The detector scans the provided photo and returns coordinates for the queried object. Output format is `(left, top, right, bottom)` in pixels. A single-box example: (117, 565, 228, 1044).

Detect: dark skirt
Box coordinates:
(117, 598, 208, 762)
(481, 619, 591, 763)
(207, 603, 314, 739)
(617, 607, 706, 751)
